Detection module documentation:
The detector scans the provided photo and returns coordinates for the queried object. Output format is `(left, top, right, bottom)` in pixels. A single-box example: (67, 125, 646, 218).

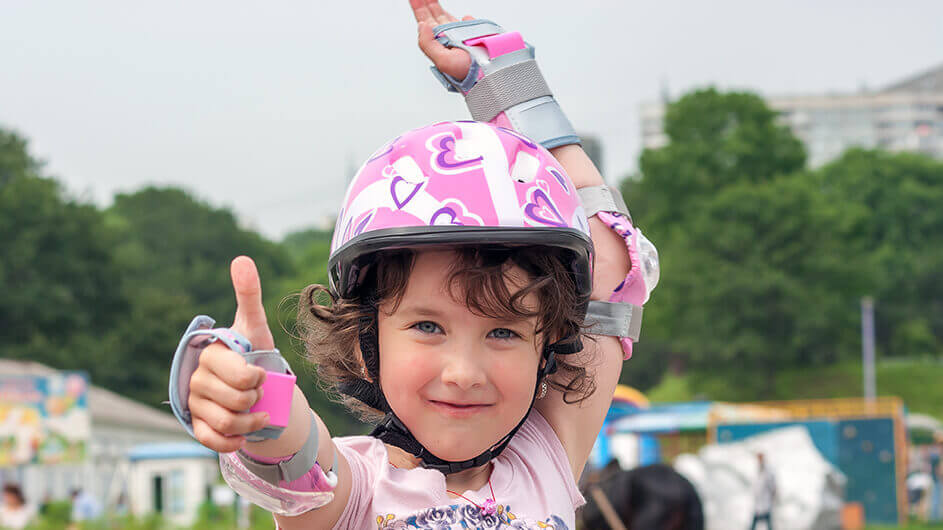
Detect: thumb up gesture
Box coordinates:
(188, 256, 274, 452)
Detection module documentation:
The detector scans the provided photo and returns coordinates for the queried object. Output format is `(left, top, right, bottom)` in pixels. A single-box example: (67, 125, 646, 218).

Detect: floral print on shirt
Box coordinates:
(375, 504, 569, 529)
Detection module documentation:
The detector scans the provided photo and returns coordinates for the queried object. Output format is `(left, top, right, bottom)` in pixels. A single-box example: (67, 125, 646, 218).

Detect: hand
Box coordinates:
(188, 256, 274, 453)
(410, 0, 474, 80)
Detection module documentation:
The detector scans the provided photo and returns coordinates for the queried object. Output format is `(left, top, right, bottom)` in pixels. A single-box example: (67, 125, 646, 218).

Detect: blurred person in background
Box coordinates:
(931, 433, 942, 522)
(750, 452, 777, 530)
(70, 488, 102, 524)
(907, 466, 934, 522)
(0, 484, 35, 530)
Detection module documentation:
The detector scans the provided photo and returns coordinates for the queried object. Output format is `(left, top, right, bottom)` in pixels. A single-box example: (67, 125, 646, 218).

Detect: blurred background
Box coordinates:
(1, 1, 941, 528)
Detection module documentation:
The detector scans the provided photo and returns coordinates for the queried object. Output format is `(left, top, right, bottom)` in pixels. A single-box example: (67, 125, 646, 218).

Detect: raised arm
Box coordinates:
(540, 145, 631, 478)
(410, 0, 637, 479)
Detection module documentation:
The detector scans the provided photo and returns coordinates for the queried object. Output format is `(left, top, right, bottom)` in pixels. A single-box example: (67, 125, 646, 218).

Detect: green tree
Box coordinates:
(671, 176, 864, 391)
(0, 129, 40, 186)
(105, 189, 361, 434)
(0, 131, 125, 370)
(814, 149, 943, 357)
(621, 89, 865, 395)
(631, 88, 805, 229)
(101, 187, 294, 406)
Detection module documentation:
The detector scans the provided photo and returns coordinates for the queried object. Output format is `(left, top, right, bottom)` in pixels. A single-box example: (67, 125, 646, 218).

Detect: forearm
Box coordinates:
(549, 144, 604, 188)
(549, 144, 630, 301)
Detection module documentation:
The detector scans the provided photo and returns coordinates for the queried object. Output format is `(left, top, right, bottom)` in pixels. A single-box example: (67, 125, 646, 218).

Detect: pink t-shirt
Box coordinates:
(332, 409, 585, 529)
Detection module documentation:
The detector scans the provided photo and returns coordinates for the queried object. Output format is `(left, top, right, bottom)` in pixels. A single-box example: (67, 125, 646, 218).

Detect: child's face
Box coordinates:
(377, 249, 542, 462)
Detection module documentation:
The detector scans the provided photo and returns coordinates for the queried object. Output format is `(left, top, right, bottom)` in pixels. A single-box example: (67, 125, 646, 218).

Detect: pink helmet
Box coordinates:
(329, 121, 594, 474)
(328, 121, 593, 299)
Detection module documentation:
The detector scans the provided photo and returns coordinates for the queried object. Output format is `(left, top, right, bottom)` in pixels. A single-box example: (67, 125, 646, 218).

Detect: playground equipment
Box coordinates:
(708, 397, 908, 526)
(593, 398, 789, 467)
(590, 385, 657, 468)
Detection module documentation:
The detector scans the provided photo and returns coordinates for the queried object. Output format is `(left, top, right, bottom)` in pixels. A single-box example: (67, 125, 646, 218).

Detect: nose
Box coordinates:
(440, 344, 487, 391)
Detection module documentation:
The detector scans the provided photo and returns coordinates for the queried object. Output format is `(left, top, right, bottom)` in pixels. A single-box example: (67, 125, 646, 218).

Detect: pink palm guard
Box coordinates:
(251, 372, 296, 428)
(464, 31, 524, 58)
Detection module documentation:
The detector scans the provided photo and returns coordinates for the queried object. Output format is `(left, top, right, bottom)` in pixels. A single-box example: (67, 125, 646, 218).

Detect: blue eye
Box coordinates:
(414, 321, 441, 334)
(488, 328, 519, 340)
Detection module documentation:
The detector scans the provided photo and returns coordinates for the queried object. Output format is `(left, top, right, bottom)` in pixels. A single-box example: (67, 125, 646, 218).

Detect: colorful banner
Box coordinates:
(0, 372, 90, 467)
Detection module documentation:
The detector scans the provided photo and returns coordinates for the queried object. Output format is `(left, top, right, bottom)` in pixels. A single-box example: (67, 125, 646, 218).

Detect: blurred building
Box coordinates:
(0, 360, 212, 525)
(640, 62, 943, 167)
(126, 443, 218, 527)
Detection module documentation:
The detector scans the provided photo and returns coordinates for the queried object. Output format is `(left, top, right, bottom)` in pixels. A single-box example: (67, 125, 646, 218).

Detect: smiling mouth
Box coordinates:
(428, 400, 493, 416)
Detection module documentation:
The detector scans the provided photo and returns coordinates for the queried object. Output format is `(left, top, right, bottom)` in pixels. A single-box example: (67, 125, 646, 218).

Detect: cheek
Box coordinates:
(491, 352, 539, 400)
(379, 340, 438, 400)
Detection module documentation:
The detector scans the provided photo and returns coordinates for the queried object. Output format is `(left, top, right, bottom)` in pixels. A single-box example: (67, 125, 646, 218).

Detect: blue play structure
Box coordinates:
(715, 412, 904, 525)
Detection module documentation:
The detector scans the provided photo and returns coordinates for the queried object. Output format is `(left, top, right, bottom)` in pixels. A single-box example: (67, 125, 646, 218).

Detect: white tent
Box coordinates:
(675, 426, 846, 530)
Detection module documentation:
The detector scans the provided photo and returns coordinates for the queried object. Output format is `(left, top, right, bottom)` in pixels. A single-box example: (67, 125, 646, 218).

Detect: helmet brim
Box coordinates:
(328, 225, 593, 301)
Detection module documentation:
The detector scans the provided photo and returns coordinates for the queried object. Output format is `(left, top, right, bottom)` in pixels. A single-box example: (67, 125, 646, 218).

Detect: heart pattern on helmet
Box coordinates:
(547, 166, 570, 194)
(430, 206, 463, 226)
(524, 188, 568, 227)
(352, 211, 374, 237)
(429, 199, 484, 227)
(390, 176, 424, 209)
(430, 133, 483, 171)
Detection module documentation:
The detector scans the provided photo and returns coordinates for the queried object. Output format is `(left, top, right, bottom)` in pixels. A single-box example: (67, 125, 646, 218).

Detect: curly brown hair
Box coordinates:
(298, 245, 595, 422)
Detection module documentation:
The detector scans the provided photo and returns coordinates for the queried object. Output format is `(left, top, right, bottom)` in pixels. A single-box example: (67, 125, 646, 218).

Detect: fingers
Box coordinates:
(191, 400, 270, 453)
(410, 0, 457, 25)
(189, 344, 269, 453)
(425, 0, 457, 24)
(192, 364, 264, 411)
(417, 20, 472, 80)
(199, 343, 267, 390)
(192, 417, 245, 453)
(409, 0, 434, 23)
(230, 255, 275, 350)
(417, 20, 444, 59)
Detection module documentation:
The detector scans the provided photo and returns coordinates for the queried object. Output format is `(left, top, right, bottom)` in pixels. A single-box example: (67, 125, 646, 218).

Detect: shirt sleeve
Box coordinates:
(331, 435, 385, 530)
(514, 410, 587, 509)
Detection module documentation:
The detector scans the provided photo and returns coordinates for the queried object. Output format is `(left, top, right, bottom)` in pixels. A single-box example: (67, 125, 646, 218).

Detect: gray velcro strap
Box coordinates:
(465, 60, 552, 123)
(578, 185, 632, 222)
(585, 300, 643, 341)
(433, 19, 504, 51)
(236, 412, 335, 486)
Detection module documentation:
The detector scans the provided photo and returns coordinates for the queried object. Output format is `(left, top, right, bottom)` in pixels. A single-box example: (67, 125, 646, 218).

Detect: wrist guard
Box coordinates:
(219, 412, 339, 515)
(430, 19, 580, 149)
(168, 315, 297, 442)
(578, 186, 660, 360)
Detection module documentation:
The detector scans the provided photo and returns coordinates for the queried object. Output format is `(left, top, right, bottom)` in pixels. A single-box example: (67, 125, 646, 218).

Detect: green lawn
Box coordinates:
(647, 358, 943, 421)
(865, 523, 943, 530)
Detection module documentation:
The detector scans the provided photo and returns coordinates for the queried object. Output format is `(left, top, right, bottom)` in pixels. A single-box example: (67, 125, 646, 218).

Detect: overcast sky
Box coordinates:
(2, 1, 941, 238)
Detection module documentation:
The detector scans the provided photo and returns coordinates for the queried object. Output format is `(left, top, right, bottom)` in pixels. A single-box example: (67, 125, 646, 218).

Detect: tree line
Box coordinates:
(1, 88, 941, 432)
(620, 88, 943, 396)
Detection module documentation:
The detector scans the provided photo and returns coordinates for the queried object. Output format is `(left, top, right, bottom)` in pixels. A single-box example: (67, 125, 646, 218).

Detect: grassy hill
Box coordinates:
(646, 358, 943, 421)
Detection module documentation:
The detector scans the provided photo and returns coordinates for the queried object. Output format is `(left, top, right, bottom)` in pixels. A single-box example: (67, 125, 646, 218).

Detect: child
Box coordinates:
(167, 1, 659, 528)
